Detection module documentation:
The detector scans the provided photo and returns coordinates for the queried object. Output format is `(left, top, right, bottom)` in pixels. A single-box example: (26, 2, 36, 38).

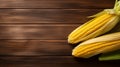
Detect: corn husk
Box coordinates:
(72, 32, 120, 58)
(99, 50, 120, 61)
(68, 0, 120, 44)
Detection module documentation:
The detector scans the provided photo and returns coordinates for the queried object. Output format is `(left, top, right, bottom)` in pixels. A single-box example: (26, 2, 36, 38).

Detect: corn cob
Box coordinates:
(72, 32, 120, 58)
(68, 0, 120, 44)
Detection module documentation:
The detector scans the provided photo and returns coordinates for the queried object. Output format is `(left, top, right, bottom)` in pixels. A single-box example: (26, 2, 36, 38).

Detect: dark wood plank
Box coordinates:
(0, 40, 72, 55)
(0, 0, 114, 9)
(0, 56, 76, 63)
(0, 63, 119, 67)
(0, 0, 119, 67)
(0, 9, 101, 24)
(0, 24, 79, 39)
(0, 56, 120, 67)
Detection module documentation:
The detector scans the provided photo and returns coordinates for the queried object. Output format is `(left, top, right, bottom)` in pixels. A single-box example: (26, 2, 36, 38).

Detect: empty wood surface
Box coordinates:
(0, 9, 101, 24)
(0, 0, 120, 67)
(0, 40, 72, 55)
(0, 24, 79, 39)
(0, 0, 114, 9)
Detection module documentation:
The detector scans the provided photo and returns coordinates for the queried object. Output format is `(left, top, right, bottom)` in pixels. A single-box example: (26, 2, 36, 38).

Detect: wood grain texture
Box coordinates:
(0, 63, 119, 67)
(0, 56, 120, 67)
(0, 24, 79, 39)
(0, 40, 72, 55)
(0, 0, 114, 9)
(0, 9, 101, 24)
(0, 0, 119, 67)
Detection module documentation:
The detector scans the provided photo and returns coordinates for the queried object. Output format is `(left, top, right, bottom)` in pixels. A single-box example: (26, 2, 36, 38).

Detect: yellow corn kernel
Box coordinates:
(72, 32, 120, 58)
(68, 0, 120, 44)
(68, 14, 119, 44)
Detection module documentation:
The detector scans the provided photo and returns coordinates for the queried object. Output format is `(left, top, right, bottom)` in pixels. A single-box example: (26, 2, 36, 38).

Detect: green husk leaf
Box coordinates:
(99, 50, 120, 61)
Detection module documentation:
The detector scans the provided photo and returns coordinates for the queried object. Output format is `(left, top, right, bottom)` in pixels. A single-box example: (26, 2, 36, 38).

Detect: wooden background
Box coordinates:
(0, 0, 120, 67)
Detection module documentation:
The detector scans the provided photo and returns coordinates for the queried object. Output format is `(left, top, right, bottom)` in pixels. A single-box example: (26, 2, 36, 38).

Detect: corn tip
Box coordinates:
(72, 50, 79, 57)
